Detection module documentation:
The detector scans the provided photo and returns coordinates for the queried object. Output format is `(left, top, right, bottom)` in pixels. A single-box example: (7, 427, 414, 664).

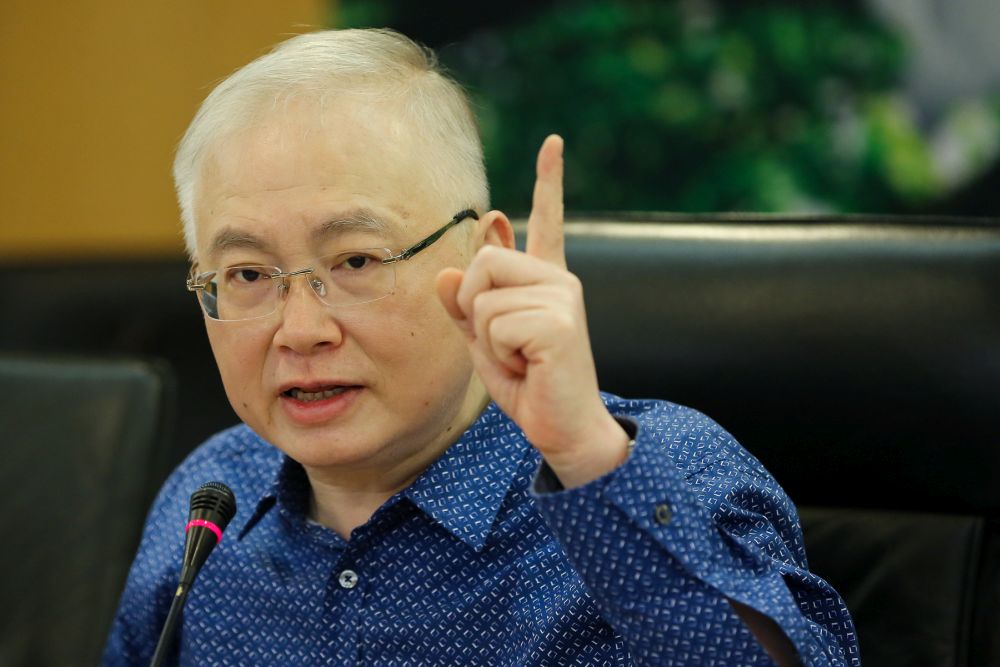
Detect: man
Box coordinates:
(104, 29, 858, 666)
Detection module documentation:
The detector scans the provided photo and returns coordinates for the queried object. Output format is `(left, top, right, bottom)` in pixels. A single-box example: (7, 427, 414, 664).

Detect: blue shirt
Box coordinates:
(103, 395, 859, 665)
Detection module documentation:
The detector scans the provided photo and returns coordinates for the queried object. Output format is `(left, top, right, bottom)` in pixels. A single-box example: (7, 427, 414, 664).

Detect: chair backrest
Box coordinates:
(0, 259, 235, 480)
(797, 507, 994, 667)
(0, 355, 174, 667)
(557, 214, 1000, 667)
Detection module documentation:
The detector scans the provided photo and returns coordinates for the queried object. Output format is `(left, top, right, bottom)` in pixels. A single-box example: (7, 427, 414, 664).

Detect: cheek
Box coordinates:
(205, 322, 270, 401)
(370, 286, 471, 376)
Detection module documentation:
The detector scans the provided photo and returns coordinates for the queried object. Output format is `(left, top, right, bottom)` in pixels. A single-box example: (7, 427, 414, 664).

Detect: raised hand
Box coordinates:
(436, 135, 630, 488)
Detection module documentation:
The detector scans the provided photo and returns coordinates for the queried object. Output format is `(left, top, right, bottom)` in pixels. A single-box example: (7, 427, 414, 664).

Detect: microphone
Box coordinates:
(179, 481, 238, 589)
(150, 481, 237, 667)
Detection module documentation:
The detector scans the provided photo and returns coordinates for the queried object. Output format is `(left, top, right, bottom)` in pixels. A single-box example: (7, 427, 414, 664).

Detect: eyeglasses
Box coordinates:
(187, 209, 479, 322)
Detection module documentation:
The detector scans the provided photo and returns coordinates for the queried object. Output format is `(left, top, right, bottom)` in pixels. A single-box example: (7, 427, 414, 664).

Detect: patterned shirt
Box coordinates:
(103, 394, 859, 665)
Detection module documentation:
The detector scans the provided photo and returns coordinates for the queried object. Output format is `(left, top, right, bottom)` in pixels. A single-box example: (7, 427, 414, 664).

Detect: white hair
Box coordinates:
(173, 29, 489, 259)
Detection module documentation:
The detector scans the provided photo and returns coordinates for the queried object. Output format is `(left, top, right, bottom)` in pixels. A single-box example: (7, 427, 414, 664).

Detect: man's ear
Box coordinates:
(476, 210, 516, 251)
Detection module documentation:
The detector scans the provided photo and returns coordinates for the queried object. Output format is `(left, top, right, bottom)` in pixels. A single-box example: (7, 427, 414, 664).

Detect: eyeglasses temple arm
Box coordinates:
(387, 209, 479, 263)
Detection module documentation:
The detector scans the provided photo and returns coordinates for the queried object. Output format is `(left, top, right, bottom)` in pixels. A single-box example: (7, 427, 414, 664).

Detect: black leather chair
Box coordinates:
(0, 356, 174, 667)
(561, 214, 1000, 667)
(2, 213, 998, 665)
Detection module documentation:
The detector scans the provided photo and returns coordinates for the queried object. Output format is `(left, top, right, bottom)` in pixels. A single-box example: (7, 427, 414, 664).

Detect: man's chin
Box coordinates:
(272, 428, 381, 470)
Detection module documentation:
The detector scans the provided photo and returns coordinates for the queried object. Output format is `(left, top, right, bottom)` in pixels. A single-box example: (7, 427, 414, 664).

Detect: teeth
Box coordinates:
(290, 386, 349, 402)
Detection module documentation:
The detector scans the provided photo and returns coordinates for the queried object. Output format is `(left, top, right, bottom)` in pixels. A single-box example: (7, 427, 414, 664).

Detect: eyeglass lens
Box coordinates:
(199, 249, 396, 321)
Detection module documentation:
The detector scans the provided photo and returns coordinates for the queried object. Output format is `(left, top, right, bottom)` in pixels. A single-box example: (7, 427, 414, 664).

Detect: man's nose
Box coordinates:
(271, 275, 344, 354)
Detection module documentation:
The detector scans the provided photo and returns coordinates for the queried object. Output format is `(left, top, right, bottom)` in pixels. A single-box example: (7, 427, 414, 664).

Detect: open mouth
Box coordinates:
(281, 385, 360, 403)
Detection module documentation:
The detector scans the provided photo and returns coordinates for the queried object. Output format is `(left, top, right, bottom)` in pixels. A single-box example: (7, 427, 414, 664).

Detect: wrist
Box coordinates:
(543, 412, 632, 489)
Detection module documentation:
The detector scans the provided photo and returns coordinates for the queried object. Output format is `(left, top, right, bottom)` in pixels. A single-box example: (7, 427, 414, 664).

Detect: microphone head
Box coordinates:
(180, 481, 237, 588)
(188, 481, 238, 531)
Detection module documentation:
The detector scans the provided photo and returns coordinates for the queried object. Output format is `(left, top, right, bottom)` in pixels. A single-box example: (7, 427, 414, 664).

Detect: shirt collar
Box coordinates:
(403, 402, 529, 551)
(238, 402, 530, 551)
(237, 453, 309, 541)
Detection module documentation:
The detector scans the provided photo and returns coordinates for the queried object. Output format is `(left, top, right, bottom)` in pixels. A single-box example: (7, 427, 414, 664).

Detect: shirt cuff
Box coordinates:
(531, 416, 639, 495)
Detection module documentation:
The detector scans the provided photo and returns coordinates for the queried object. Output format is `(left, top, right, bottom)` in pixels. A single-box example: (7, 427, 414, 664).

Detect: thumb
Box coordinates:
(435, 268, 473, 337)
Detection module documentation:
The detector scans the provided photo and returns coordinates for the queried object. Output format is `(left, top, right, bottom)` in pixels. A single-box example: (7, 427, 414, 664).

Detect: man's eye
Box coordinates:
(226, 268, 267, 284)
(337, 254, 374, 271)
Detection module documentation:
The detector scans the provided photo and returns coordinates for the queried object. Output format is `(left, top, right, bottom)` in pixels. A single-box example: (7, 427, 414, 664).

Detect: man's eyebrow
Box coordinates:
(206, 210, 393, 261)
(312, 209, 392, 241)
(209, 228, 270, 257)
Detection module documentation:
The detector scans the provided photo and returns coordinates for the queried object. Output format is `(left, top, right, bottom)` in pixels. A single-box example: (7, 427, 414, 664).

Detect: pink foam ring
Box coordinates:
(186, 519, 223, 543)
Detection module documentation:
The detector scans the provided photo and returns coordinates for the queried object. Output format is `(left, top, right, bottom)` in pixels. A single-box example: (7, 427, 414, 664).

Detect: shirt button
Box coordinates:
(338, 569, 358, 589)
(654, 502, 673, 525)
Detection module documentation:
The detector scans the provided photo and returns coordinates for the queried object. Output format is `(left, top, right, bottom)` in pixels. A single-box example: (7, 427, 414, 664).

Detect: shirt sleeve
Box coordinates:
(530, 401, 859, 666)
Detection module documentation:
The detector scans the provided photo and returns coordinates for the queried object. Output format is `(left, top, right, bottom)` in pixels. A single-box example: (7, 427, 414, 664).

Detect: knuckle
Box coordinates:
(554, 311, 576, 333)
(564, 272, 584, 294)
(472, 290, 491, 311)
(455, 292, 473, 317)
(487, 314, 507, 339)
(477, 244, 501, 261)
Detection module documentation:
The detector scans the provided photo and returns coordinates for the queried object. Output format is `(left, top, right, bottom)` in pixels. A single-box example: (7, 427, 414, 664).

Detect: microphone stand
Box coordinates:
(149, 581, 191, 667)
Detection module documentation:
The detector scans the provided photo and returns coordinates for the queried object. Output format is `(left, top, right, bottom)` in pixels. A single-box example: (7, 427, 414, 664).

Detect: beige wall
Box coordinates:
(0, 0, 328, 260)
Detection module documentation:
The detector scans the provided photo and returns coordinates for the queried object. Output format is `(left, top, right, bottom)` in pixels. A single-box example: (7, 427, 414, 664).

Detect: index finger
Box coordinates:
(525, 134, 566, 269)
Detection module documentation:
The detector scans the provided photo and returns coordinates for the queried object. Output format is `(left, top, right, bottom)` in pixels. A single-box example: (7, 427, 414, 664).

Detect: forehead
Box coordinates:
(192, 99, 443, 258)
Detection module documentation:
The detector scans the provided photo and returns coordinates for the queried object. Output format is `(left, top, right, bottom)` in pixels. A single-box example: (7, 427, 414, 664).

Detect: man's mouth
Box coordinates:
(281, 385, 359, 402)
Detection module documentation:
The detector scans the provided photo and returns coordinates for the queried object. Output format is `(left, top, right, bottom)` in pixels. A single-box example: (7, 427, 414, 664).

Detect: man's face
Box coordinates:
(192, 99, 486, 472)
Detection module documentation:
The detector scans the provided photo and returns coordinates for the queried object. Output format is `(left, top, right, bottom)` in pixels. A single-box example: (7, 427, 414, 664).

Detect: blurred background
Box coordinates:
(2, 0, 999, 262)
(339, 0, 1000, 218)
